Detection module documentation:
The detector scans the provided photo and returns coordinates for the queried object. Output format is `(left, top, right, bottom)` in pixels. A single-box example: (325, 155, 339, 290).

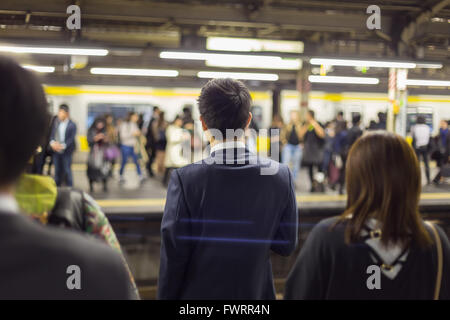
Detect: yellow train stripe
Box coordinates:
(44, 86, 449, 103)
(283, 94, 450, 103)
(96, 193, 449, 208)
(43, 86, 271, 99)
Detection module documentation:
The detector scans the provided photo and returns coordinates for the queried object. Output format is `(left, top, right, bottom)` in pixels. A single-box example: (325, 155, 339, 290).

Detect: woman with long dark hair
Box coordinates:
(285, 131, 450, 299)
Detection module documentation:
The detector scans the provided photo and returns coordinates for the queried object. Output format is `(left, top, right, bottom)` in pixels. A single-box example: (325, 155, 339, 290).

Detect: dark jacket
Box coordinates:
(285, 216, 450, 300)
(0, 211, 135, 299)
(50, 119, 77, 155)
(158, 147, 298, 299)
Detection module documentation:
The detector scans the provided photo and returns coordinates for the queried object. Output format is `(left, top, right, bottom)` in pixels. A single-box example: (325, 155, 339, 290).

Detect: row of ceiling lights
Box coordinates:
(1, 41, 448, 87)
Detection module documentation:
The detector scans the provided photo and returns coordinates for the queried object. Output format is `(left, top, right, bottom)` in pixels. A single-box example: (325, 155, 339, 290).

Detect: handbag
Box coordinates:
(425, 221, 443, 300)
(104, 145, 120, 161)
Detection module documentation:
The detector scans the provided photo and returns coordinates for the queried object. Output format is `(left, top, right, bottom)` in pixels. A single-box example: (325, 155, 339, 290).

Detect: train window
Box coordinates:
(87, 103, 154, 128)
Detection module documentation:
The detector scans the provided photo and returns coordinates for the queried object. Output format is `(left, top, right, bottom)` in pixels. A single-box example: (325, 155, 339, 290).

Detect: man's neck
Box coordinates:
(209, 138, 245, 148)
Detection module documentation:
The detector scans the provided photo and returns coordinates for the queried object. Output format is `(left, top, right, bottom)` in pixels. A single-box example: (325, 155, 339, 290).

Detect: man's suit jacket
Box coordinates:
(158, 147, 298, 299)
(0, 211, 135, 299)
(50, 120, 77, 155)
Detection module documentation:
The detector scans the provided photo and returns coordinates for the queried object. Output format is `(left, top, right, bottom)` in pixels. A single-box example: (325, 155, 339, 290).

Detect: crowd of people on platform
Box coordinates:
(271, 110, 450, 193)
(0, 57, 449, 300)
(29, 93, 450, 195)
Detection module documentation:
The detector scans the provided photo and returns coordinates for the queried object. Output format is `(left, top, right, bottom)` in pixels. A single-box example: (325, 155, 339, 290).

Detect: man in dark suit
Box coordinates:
(0, 57, 135, 299)
(50, 104, 77, 186)
(158, 78, 298, 300)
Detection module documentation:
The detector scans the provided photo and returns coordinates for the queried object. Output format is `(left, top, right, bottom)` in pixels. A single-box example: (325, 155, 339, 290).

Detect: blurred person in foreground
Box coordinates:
(0, 57, 135, 299)
(158, 78, 298, 299)
(285, 131, 450, 299)
(50, 104, 77, 187)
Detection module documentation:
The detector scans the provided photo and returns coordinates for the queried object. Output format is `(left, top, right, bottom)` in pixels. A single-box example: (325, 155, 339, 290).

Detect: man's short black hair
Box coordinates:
(352, 114, 361, 125)
(59, 104, 69, 113)
(417, 115, 426, 124)
(198, 78, 251, 137)
(0, 57, 50, 186)
(337, 111, 344, 117)
(308, 109, 315, 118)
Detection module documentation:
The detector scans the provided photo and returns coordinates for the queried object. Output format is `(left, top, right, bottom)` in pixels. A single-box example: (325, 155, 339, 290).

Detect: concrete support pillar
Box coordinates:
(388, 68, 408, 136)
(297, 62, 311, 121)
(272, 86, 281, 120)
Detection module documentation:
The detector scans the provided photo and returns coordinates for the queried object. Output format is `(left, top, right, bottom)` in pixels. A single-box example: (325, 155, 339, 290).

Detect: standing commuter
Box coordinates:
(433, 120, 450, 185)
(301, 110, 325, 192)
(412, 115, 431, 184)
(332, 120, 348, 195)
(50, 104, 77, 187)
(146, 106, 161, 177)
(281, 110, 303, 183)
(285, 131, 450, 300)
(163, 115, 190, 187)
(153, 112, 168, 175)
(0, 57, 135, 299)
(158, 78, 298, 300)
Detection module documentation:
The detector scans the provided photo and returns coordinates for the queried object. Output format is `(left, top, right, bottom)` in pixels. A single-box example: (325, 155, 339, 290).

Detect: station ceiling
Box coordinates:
(0, 0, 449, 93)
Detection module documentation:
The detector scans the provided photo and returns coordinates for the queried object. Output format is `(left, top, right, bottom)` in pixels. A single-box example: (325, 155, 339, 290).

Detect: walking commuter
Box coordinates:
(281, 110, 303, 183)
(412, 115, 431, 184)
(158, 78, 298, 300)
(50, 104, 77, 187)
(301, 110, 325, 192)
(285, 131, 450, 300)
(0, 57, 134, 299)
(119, 112, 144, 183)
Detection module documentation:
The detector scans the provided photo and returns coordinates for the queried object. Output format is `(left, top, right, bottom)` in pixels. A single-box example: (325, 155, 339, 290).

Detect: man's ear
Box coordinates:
(200, 116, 208, 131)
(245, 112, 253, 129)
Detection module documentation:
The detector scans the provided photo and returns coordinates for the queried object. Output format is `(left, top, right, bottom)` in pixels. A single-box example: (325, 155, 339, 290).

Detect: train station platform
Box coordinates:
(69, 164, 450, 218)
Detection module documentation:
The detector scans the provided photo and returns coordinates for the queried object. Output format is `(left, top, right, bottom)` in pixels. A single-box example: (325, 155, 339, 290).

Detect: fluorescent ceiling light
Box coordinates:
(0, 45, 108, 56)
(197, 71, 278, 81)
(90, 68, 179, 77)
(160, 51, 301, 70)
(310, 58, 416, 69)
(206, 37, 304, 53)
(405, 79, 450, 87)
(415, 63, 443, 69)
(308, 75, 379, 84)
(22, 65, 55, 73)
(205, 57, 301, 70)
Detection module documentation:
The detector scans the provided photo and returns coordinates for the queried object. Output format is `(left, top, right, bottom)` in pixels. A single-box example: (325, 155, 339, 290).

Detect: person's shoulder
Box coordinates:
(19, 215, 125, 272)
(308, 216, 347, 246)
